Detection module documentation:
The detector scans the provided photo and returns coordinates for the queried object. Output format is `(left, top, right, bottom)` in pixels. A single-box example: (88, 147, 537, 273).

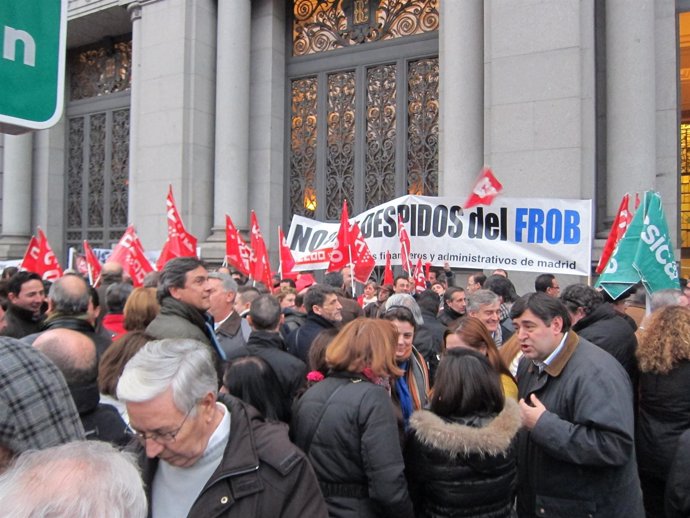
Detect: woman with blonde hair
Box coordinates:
(445, 317, 518, 400)
(292, 318, 414, 518)
(636, 305, 690, 518)
(122, 287, 159, 331)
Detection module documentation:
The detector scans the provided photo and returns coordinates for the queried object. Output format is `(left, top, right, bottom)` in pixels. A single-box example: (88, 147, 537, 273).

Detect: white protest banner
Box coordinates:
(286, 195, 592, 276)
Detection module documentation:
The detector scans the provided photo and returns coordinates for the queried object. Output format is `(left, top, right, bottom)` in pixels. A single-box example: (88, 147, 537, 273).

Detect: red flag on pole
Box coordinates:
(398, 214, 412, 273)
(464, 167, 503, 209)
(156, 186, 198, 271)
(225, 215, 252, 276)
(328, 200, 352, 273)
(278, 226, 297, 279)
(595, 194, 633, 274)
(108, 226, 153, 287)
(413, 258, 426, 293)
(249, 211, 273, 289)
(83, 240, 102, 286)
(20, 229, 63, 281)
(348, 221, 376, 284)
(19, 235, 40, 273)
(383, 251, 394, 286)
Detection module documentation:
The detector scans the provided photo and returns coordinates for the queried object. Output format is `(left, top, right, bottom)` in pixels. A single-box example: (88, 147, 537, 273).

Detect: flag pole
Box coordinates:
(348, 244, 355, 298)
(278, 227, 283, 280)
(67, 247, 75, 271)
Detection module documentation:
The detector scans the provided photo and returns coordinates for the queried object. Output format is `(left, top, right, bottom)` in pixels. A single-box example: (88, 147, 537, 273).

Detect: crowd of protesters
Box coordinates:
(0, 258, 688, 517)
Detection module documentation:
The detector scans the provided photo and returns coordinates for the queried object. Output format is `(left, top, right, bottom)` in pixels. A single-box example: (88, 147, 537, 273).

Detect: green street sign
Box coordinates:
(0, 0, 67, 134)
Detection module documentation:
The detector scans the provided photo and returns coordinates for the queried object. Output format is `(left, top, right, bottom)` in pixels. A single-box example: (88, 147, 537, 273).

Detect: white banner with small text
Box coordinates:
(286, 195, 592, 276)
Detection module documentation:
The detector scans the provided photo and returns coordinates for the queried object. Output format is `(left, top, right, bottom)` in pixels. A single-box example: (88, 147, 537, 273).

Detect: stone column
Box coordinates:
(212, 0, 251, 234)
(605, 0, 656, 218)
(127, 1, 142, 225)
(2, 133, 33, 236)
(439, 0, 483, 196)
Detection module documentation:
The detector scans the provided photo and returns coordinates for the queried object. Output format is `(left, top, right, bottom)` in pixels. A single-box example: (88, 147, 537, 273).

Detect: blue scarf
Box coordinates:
(395, 360, 413, 430)
(203, 315, 227, 361)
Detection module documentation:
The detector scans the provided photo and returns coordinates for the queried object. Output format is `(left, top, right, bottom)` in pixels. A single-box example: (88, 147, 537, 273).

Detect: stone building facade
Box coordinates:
(0, 0, 682, 283)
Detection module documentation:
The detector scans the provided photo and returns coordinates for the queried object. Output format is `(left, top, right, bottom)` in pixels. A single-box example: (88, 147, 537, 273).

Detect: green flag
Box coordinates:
(633, 192, 679, 293)
(596, 191, 679, 299)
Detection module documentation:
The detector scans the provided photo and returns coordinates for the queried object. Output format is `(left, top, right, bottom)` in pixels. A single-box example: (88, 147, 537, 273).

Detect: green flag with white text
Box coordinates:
(596, 192, 679, 299)
(633, 192, 679, 293)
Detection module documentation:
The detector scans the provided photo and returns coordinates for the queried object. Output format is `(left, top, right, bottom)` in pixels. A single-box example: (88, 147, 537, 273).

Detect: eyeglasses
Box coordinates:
(127, 406, 194, 444)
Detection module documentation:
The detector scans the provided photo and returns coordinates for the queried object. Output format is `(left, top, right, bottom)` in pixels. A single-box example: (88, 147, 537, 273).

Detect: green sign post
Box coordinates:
(0, 0, 67, 134)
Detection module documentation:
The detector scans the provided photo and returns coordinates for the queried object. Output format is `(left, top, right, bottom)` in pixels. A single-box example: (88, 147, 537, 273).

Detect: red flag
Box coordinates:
(464, 167, 503, 209)
(278, 226, 297, 279)
(635, 192, 641, 210)
(413, 258, 426, 293)
(595, 194, 633, 274)
(249, 211, 273, 289)
(20, 229, 63, 281)
(156, 186, 198, 270)
(108, 226, 153, 287)
(20, 235, 40, 273)
(398, 213, 412, 273)
(348, 222, 376, 284)
(328, 200, 352, 272)
(383, 251, 394, 286)
(225, 214, 252, 276)
(83, 240, 102, 286)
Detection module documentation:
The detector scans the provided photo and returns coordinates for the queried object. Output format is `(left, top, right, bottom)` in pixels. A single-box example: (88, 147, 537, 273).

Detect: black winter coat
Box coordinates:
(665, 428, 690, 518)
(636, 360, 690, 481)
(405, 399, 520, 518)
(292, 372, 414, 518)
(572, 302, 638, 385)
(2, 303, 44, 339)
(516, 331, 644, 518)
(286, 312, 337, 364)
(226, 330, 307, 421)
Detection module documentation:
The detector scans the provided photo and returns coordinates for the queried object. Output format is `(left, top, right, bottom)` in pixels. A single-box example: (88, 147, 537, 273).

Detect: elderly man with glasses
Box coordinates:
(117, 338, 327, 518)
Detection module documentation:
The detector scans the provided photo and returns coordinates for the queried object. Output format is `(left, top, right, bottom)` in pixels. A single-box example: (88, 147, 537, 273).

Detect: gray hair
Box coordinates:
(0, 440, 146, 518)
(650, 288, 685, 312)
(384, 293, 424, 326)
(208, 272, 238, 293)
(466, 289, 500, 313)
(48, 274, 90, 315)
(117, 339, 217, 415)
(157, 257, 206, 303)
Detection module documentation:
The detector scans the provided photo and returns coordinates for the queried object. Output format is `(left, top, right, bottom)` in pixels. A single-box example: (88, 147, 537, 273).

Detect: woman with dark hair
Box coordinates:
(447, 316, 518, 400)
(636, 305, 690, 518)
(98, 330, 154, 422)
(222, 356, 290, 423)
(383, 304, 431, 430)
(405, 348, 520, 518)
(292, 318, 414, 518)
(305, 327, 339, 386)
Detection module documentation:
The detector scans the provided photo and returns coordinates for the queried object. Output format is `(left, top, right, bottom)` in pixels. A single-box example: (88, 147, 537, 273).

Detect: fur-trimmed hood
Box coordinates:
(409, 398, 521, 458)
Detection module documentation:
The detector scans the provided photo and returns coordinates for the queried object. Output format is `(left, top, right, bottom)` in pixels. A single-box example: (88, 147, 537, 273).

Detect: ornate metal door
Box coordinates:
(287, 0, 439, 221)
(65, 38, 131, 252)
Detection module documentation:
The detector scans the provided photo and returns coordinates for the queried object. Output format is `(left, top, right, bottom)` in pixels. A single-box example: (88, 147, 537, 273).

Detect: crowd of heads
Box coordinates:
(2, 255, 690, 516)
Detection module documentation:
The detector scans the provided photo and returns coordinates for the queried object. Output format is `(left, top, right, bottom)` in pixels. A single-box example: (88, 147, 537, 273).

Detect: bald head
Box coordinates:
(48, 275, 90, 316)
(34, 329, 97, 386)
